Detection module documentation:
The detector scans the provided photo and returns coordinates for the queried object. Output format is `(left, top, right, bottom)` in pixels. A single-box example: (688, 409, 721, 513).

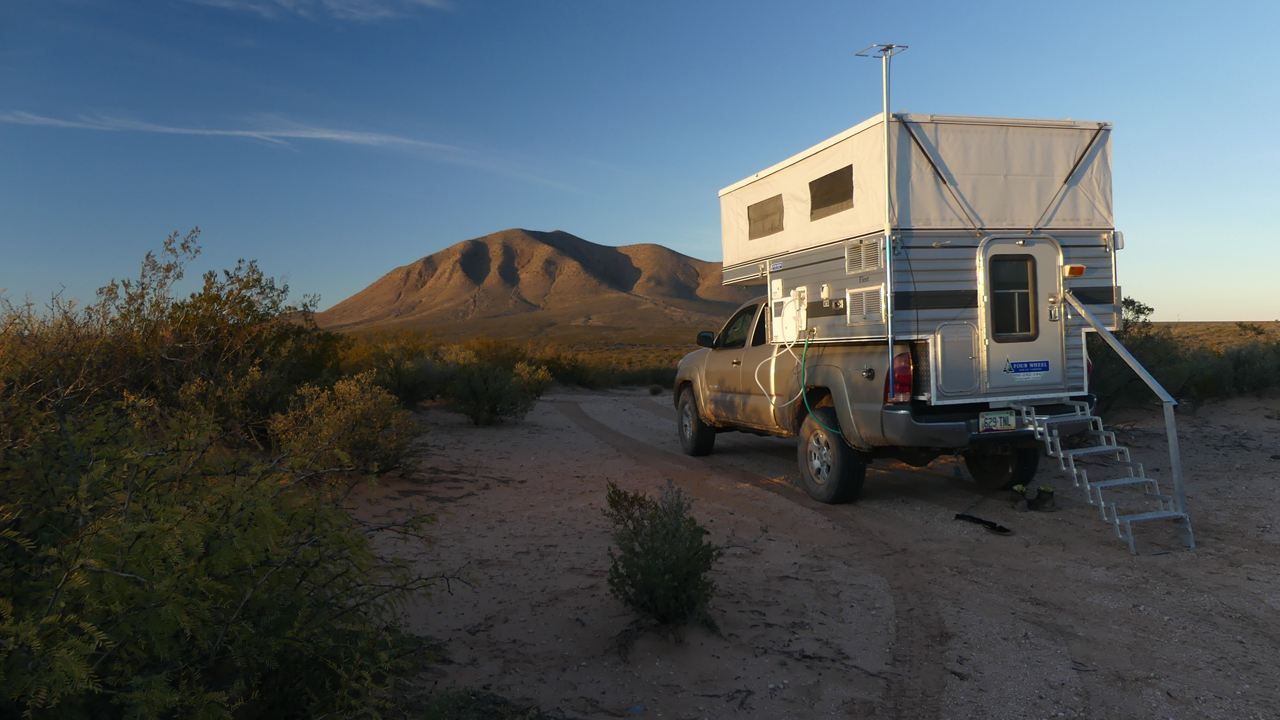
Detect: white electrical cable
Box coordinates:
(753, 295, 807, 409)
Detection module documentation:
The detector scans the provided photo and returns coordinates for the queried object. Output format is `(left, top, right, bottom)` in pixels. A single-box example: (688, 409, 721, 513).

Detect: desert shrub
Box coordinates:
(445, 361, 550, 426)
(341, 328, 446, 405)
(1236, 321, 1266, 337)
(1090, 297, 1280, 412)
(0, 232, 441, 718)
(602, 480, 723, 627)
(513, 360, 554, 397)
(0, 401, 436, 719)
(270, 372, 417, 473)
(0, 229, 346, 444)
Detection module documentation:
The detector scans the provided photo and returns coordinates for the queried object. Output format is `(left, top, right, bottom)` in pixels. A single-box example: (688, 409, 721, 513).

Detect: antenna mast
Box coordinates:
(856, 43, 908, 399)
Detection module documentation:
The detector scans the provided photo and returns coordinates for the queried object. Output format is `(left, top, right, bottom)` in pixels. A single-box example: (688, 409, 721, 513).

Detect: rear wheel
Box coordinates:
(797, 407, 867, 504)
(677, 389, 715, 456)
(962, 446, 1040, 491)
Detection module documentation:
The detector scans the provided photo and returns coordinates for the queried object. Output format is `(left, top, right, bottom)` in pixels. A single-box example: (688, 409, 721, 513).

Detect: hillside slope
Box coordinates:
(316, 229, 759, 342)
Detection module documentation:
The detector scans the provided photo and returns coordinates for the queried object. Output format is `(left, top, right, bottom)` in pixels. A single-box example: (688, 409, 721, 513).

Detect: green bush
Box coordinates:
(0, 231, 439, 718)
(0, 405, 435, 719)
(445, 361, 552, 426)
(602, 481, 723, 627)
(270, 372, 418, 474)
(341, 328, 446, 405)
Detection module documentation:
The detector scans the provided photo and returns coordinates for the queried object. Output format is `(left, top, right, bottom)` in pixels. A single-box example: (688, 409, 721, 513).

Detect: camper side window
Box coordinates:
(748, 195, 784, 240)
(989, 256, 1038, 342)
(809, 165, 853, 221)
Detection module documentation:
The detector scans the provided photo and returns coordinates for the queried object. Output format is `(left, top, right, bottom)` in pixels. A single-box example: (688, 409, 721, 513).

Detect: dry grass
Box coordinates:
(1154, 321, 1280, 353)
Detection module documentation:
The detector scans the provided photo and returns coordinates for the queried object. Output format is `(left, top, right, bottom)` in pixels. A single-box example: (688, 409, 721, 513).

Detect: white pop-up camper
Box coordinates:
(720, 113, 1121, 405)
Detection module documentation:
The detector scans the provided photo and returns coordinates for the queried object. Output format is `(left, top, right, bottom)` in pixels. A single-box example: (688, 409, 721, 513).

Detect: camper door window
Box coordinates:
(990, 256, 1038, 342)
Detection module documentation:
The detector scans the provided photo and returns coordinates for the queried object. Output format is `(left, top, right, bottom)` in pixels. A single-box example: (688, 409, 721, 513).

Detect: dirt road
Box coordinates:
(356, 389, 1280, 720)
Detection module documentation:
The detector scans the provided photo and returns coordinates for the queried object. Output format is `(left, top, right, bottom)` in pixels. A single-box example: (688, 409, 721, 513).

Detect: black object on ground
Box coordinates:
(955, 513, 1013, 535)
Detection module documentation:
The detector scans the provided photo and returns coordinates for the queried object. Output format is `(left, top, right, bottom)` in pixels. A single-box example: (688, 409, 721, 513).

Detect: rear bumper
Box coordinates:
(881, 407, 1092, 449)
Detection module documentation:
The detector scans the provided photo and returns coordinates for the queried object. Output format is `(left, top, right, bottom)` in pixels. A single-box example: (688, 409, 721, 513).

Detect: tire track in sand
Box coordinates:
(552, 399, 948, 720)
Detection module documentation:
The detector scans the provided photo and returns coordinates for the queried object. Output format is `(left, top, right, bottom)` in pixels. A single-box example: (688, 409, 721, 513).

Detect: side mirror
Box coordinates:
(696, 331, 716, 348)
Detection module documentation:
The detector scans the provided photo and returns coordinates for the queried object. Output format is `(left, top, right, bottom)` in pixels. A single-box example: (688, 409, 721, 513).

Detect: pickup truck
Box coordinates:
(674, 297, 1091, 504)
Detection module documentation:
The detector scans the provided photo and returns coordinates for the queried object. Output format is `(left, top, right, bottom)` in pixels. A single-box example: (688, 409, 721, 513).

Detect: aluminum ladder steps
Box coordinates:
(1010, 402, 1194, 554)
(1113, 510, 1193, 555)
(1057, 445, 1126, 458)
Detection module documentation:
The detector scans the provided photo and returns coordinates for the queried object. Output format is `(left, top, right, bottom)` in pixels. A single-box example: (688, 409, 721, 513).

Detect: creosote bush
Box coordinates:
(446, 361, 553, 426)
(270, 371, 417, 473)
(0, 230, 442, 719)
(603, 481, 723, 627)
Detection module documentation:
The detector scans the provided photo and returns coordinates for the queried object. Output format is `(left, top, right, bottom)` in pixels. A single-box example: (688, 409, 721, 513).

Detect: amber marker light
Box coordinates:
(1062, 265, 1086, 277)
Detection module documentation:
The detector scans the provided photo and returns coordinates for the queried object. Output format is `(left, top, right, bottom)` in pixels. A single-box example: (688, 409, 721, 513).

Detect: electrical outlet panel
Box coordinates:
(775, 286, 808, 343)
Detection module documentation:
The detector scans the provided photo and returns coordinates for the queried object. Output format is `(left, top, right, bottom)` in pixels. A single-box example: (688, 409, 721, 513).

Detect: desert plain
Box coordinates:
(350, 387, 1280, 720)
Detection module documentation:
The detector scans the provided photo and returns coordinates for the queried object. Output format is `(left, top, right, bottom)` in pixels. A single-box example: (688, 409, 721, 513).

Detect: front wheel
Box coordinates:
(962, 446, 1040, 491)
(677, 390, 715, 456)
(797, 407, 867, 504)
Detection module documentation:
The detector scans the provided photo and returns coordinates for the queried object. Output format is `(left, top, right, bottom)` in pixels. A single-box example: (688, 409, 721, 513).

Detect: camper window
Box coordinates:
(809, 165, 854, 221)
(748, 195, 784, 240)
(990, 256, 1038, 342)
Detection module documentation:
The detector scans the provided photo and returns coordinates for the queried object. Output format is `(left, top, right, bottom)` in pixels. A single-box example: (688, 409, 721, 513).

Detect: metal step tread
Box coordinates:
(1057, 445, 1126, 457)
(1115, 510, 1187, 524)
(1090, 477, 1154, 489)
(1033, 414, 1095, 426)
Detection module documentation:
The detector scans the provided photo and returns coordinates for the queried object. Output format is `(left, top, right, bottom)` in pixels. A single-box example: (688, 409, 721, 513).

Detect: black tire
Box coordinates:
(797, 407, 867, 504)
(962, 447, 1041, 491)
(677, 389, 715, 456)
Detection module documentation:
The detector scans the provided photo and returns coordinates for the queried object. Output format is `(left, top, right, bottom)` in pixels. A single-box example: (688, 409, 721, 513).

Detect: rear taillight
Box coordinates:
(886, 351, 913, 403)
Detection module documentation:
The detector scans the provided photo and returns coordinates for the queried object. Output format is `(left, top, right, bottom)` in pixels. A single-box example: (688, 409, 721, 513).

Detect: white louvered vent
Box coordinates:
(845, 240, 883, 274)
(846, 285, 885, 325)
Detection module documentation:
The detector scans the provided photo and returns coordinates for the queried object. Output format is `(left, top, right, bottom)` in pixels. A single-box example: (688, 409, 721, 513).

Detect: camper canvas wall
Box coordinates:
(719, 114, 1114, 272)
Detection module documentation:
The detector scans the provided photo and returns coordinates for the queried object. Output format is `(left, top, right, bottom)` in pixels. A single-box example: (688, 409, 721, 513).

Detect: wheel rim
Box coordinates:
(807, 432, 833, 484)
(681, 402, 694, 440)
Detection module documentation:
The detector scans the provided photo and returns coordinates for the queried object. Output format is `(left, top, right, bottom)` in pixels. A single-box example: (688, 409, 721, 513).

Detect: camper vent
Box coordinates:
(846, 285, 885, 325)
(846, 240, 883, 274)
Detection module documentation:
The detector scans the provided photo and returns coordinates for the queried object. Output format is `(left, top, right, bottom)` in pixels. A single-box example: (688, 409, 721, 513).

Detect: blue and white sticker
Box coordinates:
(770, 261, 784, 271)
(1004, 359, 1049, 381)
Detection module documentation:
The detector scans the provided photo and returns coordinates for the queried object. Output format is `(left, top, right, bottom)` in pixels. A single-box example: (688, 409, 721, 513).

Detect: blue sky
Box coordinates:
(2, 0, 1277, 321)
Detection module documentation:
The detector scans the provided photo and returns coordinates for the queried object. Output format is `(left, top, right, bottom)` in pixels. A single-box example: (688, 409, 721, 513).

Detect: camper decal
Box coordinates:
(770, 261, 784, 271)
(1003, 359, 1050, 382)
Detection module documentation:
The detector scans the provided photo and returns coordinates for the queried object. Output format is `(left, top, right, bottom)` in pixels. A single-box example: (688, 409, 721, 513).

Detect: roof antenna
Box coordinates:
(857, 43, 907, 398)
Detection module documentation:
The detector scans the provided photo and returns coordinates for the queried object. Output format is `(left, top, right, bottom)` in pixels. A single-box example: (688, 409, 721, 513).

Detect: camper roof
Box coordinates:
(719, 114, 1109, 197)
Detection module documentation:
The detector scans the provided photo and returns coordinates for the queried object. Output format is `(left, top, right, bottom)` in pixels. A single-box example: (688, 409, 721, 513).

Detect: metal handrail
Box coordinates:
(1063, 291, 1188, 517)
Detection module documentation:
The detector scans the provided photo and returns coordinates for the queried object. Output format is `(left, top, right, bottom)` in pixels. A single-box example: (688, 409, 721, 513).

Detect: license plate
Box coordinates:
(979, 410, 1016, 433)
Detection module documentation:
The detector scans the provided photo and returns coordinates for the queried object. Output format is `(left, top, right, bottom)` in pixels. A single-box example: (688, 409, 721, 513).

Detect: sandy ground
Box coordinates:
(353, 389, 1280, 720)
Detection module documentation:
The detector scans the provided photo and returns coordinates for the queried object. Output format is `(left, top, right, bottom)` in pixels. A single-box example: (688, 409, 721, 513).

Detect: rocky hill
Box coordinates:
(315, 229, 760, 342)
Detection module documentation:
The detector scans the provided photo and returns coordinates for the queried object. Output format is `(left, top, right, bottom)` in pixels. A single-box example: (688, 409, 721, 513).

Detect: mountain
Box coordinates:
(314, 229, 761, 343)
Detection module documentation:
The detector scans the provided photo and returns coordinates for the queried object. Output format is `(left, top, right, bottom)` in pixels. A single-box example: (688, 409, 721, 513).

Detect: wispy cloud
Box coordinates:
(0, 111, 460, 151)
(185, 0, 451, 21)
(0, 111, 578, 192)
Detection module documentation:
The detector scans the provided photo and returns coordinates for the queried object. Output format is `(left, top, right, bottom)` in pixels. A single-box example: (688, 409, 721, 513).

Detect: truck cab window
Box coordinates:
(989, 255, 1037, 342)
(718, 306, 757, 349)
(750, 307, 768, 347)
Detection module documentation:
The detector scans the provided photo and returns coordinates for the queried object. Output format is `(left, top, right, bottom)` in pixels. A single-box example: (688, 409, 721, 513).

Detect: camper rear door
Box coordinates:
(980, 237, 1068, 394)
